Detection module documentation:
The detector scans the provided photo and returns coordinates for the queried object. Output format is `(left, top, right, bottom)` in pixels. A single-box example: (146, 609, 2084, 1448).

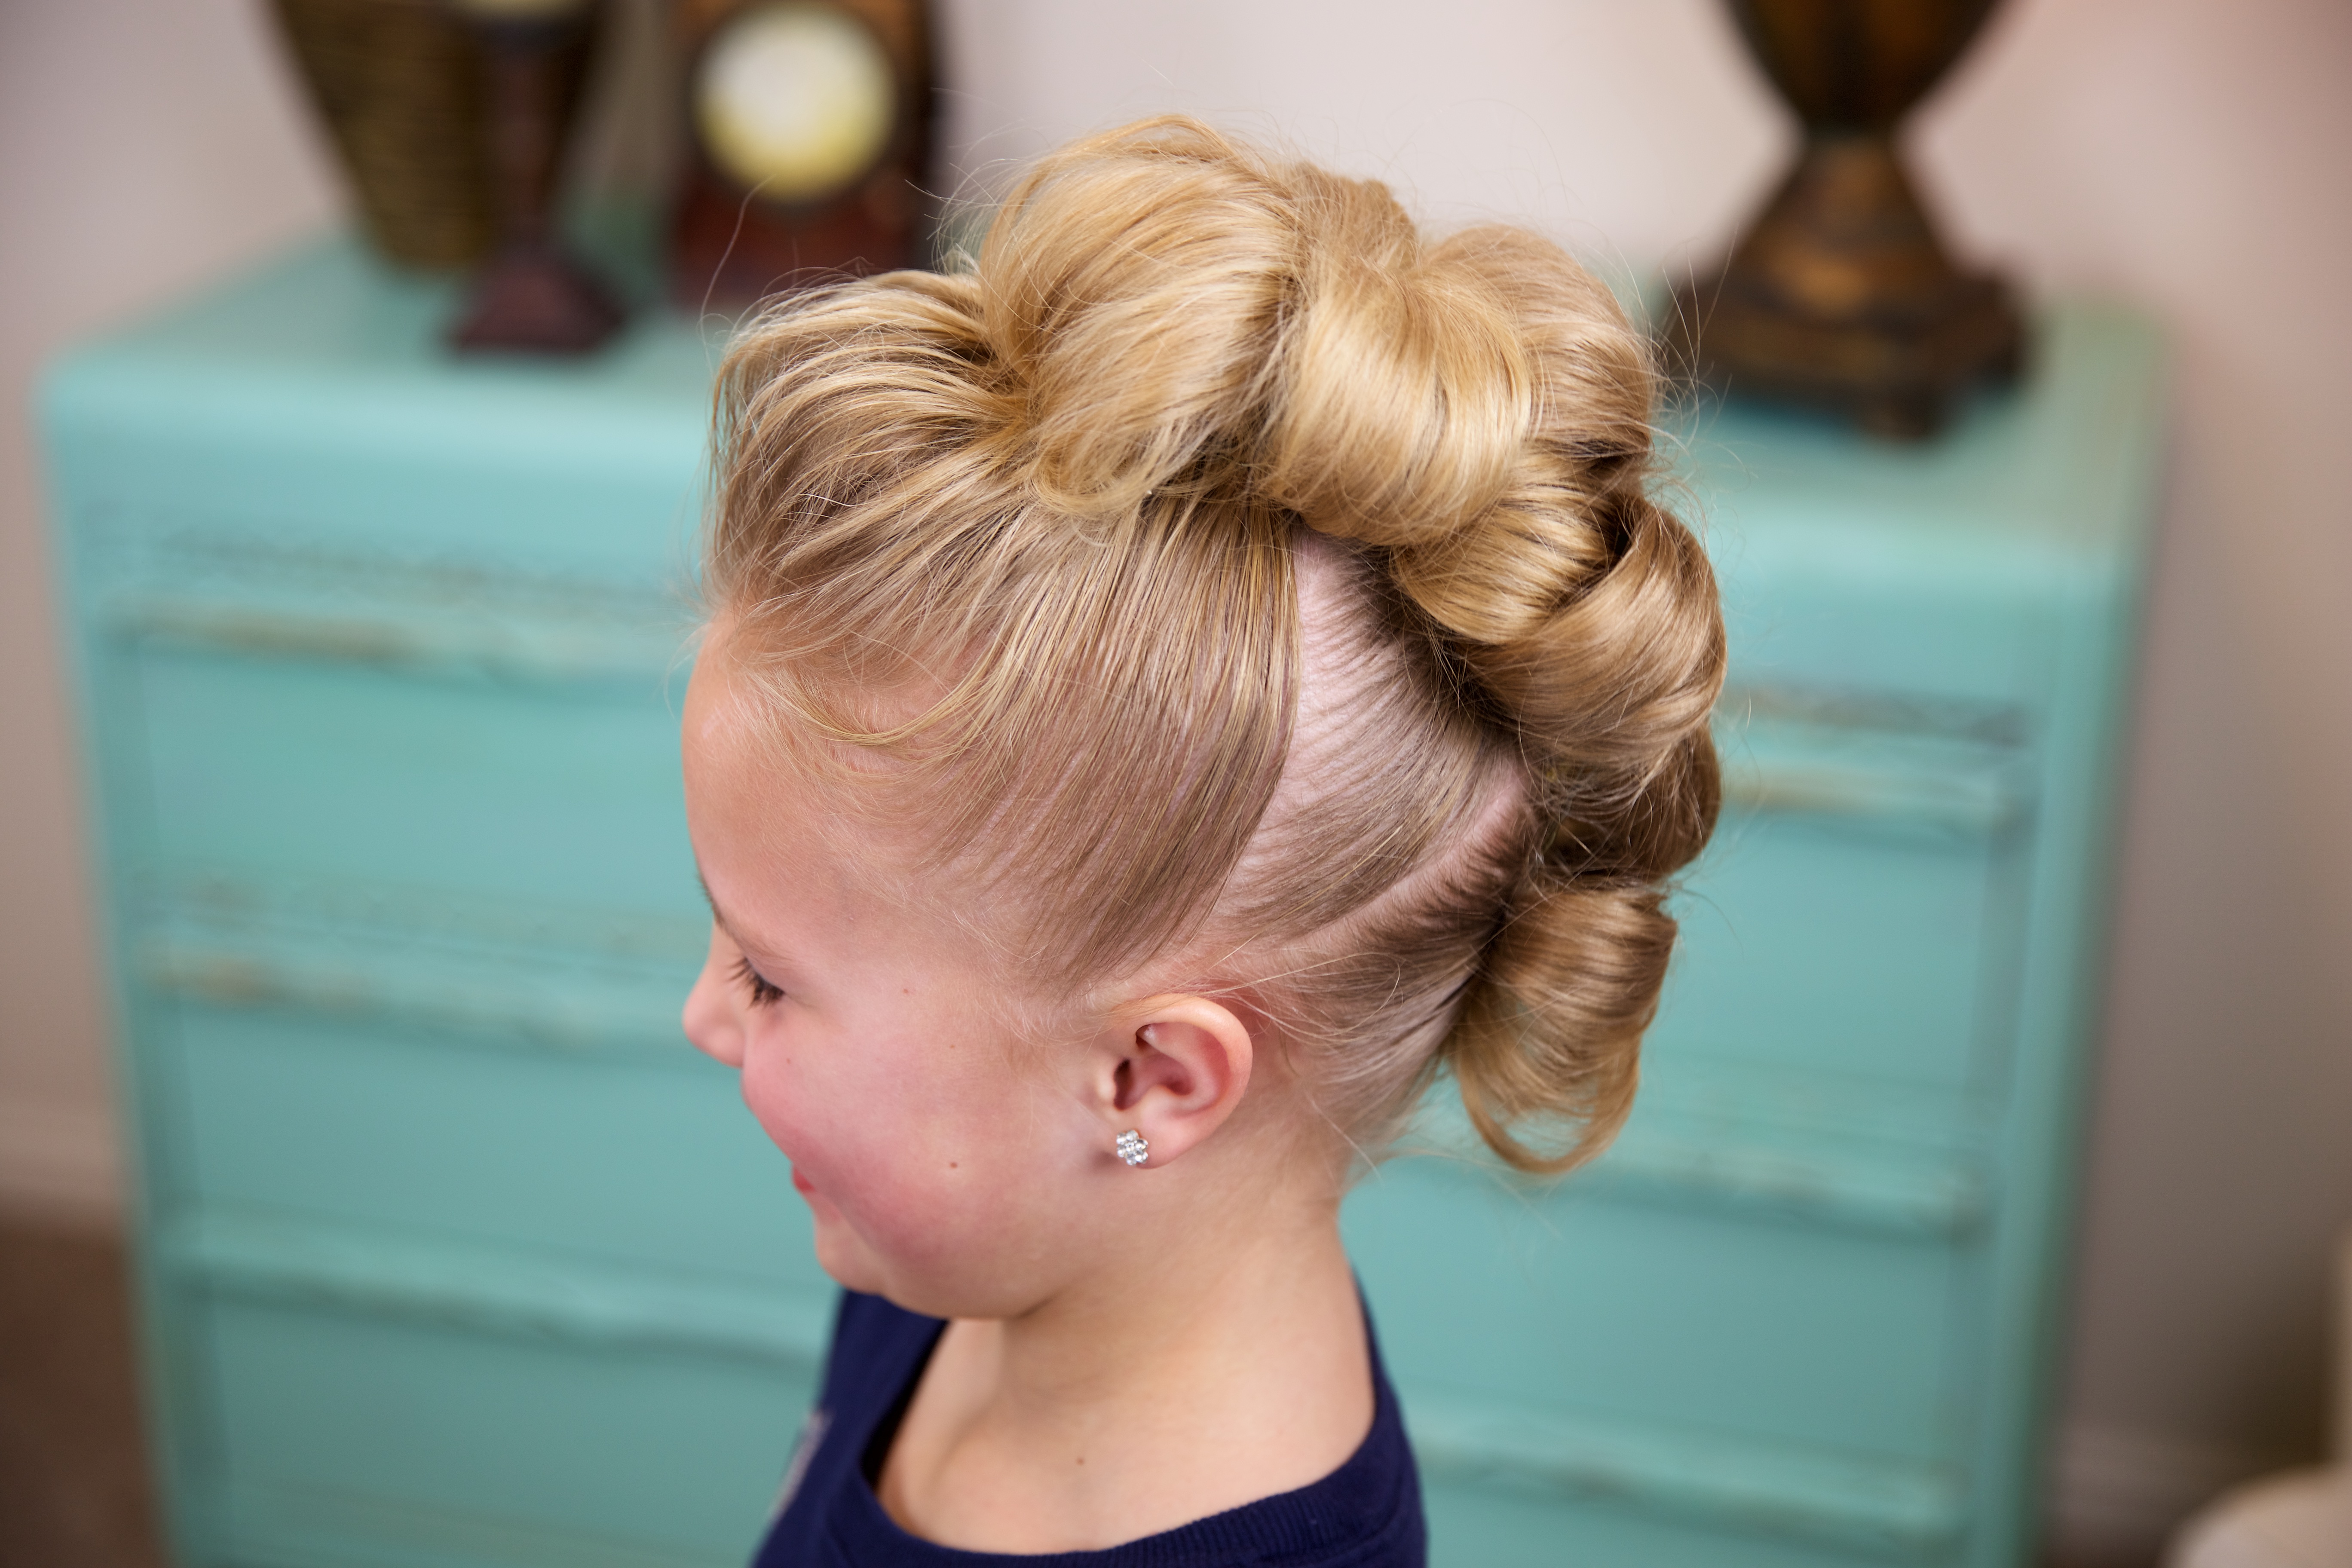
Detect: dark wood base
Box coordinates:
(1667, 267, 2024, 439)
(1665, 132, 2025, 439)
(448, 243, 624, 356)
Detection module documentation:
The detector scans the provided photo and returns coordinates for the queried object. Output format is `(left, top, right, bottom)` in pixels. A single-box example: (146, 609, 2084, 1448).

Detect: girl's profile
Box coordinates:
(679, 115, 1724, 1565)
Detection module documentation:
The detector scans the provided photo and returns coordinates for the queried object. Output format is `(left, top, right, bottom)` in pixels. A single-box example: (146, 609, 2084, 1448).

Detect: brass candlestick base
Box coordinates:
(1666, 0, 2024, 439)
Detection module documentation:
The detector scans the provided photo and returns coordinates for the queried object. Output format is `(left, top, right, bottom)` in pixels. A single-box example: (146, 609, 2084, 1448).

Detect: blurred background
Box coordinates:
(2, 1, 2348, 1565)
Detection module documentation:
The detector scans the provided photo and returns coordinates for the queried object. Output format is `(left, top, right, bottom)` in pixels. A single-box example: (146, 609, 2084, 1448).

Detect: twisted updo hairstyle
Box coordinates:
(707, 117, 1724, 1173)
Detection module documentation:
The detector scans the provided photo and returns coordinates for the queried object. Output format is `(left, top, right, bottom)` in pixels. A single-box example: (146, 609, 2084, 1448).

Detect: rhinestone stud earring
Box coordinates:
(1115, 1129, 1149, 1167)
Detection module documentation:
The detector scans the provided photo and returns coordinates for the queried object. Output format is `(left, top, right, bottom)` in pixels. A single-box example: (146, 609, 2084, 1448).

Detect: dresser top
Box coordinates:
(45, 240, 718, 496)
(46, 238, 2165, 585)
(1674, 303, 2166, 585)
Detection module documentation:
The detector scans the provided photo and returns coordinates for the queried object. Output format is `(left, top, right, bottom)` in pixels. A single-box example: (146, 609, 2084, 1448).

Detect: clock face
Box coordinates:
(693, 2, 898, 205)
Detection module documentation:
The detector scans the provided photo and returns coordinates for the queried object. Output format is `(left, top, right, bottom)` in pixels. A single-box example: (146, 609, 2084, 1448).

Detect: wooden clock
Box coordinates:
(669, 0, 934, 309)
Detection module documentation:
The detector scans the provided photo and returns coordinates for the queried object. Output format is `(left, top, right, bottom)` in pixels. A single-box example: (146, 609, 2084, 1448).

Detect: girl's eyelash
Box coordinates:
(732, 955, 784, 1008)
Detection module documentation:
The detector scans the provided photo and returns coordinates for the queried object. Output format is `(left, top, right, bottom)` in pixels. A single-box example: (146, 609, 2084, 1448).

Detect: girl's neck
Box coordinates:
(875, 1194, 1375, 1554)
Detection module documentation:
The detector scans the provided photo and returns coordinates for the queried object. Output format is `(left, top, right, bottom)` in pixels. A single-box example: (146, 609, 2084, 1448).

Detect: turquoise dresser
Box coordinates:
(41, 242, 2162, 1568)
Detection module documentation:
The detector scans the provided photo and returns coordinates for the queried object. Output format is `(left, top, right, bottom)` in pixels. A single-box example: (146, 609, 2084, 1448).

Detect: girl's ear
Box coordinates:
(1089, 995, 1254, 1169)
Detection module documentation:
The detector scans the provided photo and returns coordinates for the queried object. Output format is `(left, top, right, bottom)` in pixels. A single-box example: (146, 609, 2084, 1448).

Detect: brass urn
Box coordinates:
(1666, 0, 2024, 438)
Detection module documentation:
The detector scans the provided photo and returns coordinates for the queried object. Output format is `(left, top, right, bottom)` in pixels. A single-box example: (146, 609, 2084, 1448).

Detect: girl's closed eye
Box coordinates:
(733, 955, 785, 1008)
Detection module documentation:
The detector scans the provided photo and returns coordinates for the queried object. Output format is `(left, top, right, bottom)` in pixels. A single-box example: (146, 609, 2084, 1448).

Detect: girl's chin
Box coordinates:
(809, 1217, 889, 1295)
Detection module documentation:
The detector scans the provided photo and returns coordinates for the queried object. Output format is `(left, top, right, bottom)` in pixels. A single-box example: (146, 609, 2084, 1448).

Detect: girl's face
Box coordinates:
(679, 645, 1119, 1319)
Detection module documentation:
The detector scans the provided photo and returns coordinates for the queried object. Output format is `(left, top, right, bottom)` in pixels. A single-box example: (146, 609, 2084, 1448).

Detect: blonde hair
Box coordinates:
(705, 117, 1724, 1173)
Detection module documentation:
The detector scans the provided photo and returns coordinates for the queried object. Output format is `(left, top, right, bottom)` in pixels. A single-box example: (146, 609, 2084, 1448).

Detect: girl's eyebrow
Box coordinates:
(695, 867, 745, 945)
(697, 867, 797, 979)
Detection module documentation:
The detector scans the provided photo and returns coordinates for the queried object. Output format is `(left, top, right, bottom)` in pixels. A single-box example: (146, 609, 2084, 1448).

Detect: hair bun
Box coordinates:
(975, 120, 1546, 547)
(977, 119, 1296, 517)
(1256, 179, 1533, 548)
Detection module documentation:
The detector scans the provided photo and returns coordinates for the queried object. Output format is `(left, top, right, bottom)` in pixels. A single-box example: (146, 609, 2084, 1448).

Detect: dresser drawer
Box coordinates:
(1347, 1164, 1968, 1559)
(183, 1286, 812, 1568)
(1658, 687, 2038, 1097)
(127, 643, 698, 922)
(1353, 1169, 1960, 1454)
(160, 1004, 816, 1292)
(1659, 809, 2020, 1094)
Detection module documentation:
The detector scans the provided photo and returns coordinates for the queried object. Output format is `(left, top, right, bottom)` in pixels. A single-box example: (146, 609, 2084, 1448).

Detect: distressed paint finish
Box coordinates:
(41, 240, 2162, 1568)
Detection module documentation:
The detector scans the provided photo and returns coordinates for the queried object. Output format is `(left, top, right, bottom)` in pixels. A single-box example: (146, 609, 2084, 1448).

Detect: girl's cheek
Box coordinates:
(738, 1045, 803, 1154)
(741, 1056, 934, 1227)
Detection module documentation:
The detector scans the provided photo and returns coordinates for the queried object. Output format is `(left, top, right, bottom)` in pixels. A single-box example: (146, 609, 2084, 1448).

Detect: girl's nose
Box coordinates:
(681, 944, 747, 1069)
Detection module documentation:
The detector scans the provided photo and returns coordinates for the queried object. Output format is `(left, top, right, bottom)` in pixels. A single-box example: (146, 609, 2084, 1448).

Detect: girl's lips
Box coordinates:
(790, 1166, 814, 1196)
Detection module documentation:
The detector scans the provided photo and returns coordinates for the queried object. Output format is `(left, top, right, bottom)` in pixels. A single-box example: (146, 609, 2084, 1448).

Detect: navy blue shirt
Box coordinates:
(753, 1291, 1426, 1567)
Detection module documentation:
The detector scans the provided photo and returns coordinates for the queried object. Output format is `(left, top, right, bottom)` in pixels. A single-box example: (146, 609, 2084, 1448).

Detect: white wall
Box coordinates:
(0, 0, 338, 1219)
(3, 0, 2346, 1559)
(1907, 3, 2352, 1552)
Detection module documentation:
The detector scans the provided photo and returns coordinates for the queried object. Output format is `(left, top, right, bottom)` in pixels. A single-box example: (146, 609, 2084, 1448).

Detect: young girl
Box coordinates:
(679, 116, 1724, 1565)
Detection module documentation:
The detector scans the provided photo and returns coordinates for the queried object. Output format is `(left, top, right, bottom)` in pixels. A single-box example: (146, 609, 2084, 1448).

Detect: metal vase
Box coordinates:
(1666, 0, 2024, 438)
